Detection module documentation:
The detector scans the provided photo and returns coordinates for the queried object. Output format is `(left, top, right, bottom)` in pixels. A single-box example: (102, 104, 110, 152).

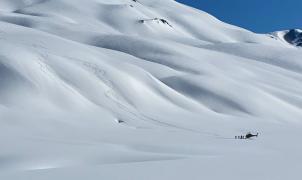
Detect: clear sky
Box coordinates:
(176, 0, 302, 33)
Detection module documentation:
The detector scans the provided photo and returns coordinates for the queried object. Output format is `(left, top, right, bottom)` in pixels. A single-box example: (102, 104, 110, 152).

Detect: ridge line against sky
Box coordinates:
(176, 0, 302, 33)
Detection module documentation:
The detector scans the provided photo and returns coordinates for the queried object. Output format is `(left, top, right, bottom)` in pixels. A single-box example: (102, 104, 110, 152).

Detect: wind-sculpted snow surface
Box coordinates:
(0, 0, 302, 179)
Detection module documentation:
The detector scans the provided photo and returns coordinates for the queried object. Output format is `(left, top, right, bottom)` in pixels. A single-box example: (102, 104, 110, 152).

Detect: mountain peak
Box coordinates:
(271, 29, 302, 47)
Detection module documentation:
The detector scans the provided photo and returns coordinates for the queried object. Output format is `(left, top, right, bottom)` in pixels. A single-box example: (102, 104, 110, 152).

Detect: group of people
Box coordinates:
(235, 132, 259, 139)
(235, 135, 246, 139)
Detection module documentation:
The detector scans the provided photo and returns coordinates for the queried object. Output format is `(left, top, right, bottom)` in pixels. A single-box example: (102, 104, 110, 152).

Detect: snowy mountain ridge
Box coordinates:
(0, 0, 302, 179)
(271, 29, 302, 47)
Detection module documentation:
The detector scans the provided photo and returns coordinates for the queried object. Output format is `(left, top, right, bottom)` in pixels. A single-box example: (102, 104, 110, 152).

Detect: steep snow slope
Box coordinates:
(0, 0, 302, 179)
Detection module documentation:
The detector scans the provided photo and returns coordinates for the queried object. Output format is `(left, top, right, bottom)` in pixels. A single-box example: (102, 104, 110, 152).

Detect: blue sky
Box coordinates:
(176, 0, 302, 33)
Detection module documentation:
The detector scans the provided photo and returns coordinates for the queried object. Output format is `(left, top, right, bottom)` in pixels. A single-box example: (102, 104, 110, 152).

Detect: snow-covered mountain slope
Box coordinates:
(271, 29, 302, 47)
(0, 0, 302, 179)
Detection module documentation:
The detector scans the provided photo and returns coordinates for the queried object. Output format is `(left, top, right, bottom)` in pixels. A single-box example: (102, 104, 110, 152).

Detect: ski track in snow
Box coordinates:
(0, 0, 302, 179)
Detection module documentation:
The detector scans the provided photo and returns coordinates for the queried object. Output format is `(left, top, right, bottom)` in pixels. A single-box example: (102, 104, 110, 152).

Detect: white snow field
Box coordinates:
(0, 0, 302, 179)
